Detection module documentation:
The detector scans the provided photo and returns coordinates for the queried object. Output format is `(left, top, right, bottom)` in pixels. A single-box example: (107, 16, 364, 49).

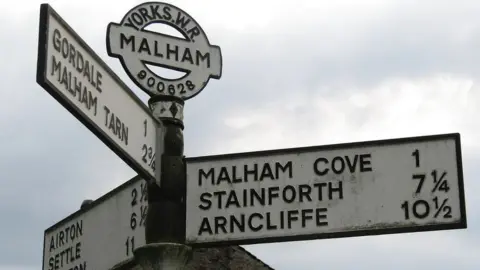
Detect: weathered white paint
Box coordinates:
(185, 135, 465, 245)
(43, 178, 148, 270)
(39, 6, 159, 181)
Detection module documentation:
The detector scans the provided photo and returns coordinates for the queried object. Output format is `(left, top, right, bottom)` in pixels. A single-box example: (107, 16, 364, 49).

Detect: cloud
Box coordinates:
(215, 75, 478, 152)
(1, 0, 480, 269)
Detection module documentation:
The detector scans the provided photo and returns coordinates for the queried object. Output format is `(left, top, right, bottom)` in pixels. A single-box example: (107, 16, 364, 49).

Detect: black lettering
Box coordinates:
(345, 155, 359, 173)
(280, 210, 285, 229)
(108, 111, 116, 134)
(67, 71, 75, 96)
(230, 214, 245, 233)
(175, 12, 191, 29)
(61, 37, 69, 59)
(360, 154, 372, 172)
(287, 210, 298, 229)
(259, 163, 274, 180)
(298, 184, 312, 202)
(276, 161, 293, 178)
(242, 189, 247, 207)
(244, 163, 258, 181)
(122, 122, 129, 145)
(73, 77, 81, 98)
(83, 60, 90, 83)
(214, 216, 227, 234)
(80, 86, 88, 109)
(198, 217, 212, 235)
(313, 182, 327, 201)
(49, 236, 55, 252)
(213, 191, 226, 209)
(103, 106, 110, 127)
(89, 62, 97, 88)
(331, 156, 345, 174)
(231, 166, 242, 183)
(150, 5, 162, 19)
(162, 6, 172, 20)
(194, 50, 210, 68)
(283, 185, 296, 203)
(329, 181, 343, 200)
(60, 66, 68, 89)
(76, 51, 84, 72)
(166, 44, 178, 61)
(75, 242, 81, 259)
(267, 186, 279, 205)
(89, 91, 98, 116)
(181, 48, 194, 64)
(55, 253, 60, 269)
(316, 208, 328, 226)
(124, 17, 136, 28)
(147, 77, 155, 87)
(59, 231, 64, 246)
(131, 12, 144, 26)
(199, 168, 214, 186)
(217, 167, 231, 184)
(266, 212, 277, 230)
(51, 55, 62, 79)
(187, 26, 201, 41)
(250, 188, 265, 206)
(138, 7, 153, 22)
(248, 213, 263, 232)
(314, 157, 329, 176)
(138, 38, 151, 54)
(66, 226, 71, 243)
(225, 191, 241, 208)
(96, 72, 102, 92)
(301, 209, 313, 227)
(53, 29, 61, 52)
(69, 44, 76, 68)
(120, 34, 135, 51)
(76, 220, 83, 237)
(154, 40, 163, 57)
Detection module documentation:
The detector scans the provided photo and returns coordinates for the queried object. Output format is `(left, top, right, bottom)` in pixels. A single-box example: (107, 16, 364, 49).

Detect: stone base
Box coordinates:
(134, 243, 192, 270)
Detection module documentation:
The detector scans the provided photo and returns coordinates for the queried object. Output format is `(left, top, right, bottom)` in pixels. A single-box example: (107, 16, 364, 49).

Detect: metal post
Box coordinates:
(134, 95, 192, 270)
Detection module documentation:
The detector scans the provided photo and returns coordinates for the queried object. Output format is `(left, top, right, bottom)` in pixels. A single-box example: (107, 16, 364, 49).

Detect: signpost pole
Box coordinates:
(134, 95, 191, 270)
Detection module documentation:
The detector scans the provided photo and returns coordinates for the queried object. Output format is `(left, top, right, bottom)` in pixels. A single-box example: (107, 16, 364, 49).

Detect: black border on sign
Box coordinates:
(36, 4, 158, 184)
(184, 132, 467, 247)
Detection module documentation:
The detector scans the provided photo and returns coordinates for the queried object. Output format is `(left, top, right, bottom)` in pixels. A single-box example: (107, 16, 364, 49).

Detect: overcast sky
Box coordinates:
(1, 0, 480, 269)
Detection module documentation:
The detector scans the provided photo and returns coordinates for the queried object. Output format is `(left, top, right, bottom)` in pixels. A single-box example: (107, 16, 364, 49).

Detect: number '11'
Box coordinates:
(126, 236, 135, 256)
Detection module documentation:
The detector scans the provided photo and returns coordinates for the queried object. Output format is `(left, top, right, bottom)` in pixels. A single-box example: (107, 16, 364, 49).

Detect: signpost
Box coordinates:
(106, 2, 223, 269)
(37, 1, 468, 269)
(36, 4, 161, 182)
(42, 133, 467, 269)
(185, 133, 467, 246)
(42, 176, 149, 270)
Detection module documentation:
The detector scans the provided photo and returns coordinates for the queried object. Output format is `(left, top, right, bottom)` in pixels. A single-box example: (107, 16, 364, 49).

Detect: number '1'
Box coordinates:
(412, 149, 420, 167)
(143, 119, 147, 137)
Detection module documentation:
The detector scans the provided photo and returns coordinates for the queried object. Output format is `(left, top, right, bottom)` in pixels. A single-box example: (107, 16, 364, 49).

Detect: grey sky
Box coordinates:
(1, 0, 479, 269)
